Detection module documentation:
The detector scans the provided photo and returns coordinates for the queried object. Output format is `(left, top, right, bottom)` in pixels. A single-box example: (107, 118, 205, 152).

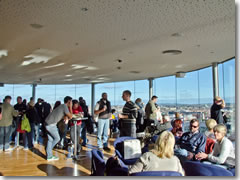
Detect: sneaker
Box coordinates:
(23, 147, 29, 151)
(52, 156, 59, 160)
(47, 156, 59, 161)
(103, 147, 111, 151)
(4, 148, 13, 152)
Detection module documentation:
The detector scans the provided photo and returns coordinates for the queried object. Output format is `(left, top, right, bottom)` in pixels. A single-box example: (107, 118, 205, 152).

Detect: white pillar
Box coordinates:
(32, 84, 37, 102)
(212, 62, 219, 98)
(149, 78, 153, 100)
(91, 83, 95, 116)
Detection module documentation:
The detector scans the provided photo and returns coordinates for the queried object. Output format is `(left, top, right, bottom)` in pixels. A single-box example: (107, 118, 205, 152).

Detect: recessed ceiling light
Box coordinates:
(30, 23, 43, 29)
(122, 38, 126, 41)
(65, 74, 72, 77)
(117, 66, 121, 70)
(162, 50, 182, 55)
(210, 51, 214, 54)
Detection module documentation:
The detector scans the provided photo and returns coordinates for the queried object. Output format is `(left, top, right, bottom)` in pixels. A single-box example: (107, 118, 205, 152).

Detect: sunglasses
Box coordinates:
(190, 125, 198, 128)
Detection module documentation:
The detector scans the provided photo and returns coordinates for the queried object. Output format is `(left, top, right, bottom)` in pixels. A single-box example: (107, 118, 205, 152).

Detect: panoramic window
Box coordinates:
(154, 76, 176, 116)
(219, 59, 235, 135)
(0, 84, 14, 104)
(36, 85, 56, 106)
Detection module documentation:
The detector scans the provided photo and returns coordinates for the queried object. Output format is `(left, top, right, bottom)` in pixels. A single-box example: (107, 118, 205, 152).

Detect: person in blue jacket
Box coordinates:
(174, 119, 206, 164)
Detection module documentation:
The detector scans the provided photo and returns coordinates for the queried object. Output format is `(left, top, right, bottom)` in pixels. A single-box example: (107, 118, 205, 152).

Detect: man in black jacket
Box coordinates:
(211, 96, 225, 124)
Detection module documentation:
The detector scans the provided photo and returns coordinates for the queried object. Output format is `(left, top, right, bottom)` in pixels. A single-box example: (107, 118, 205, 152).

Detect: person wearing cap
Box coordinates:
(210, 96, 225, 124)
(145, 95, 160, 127)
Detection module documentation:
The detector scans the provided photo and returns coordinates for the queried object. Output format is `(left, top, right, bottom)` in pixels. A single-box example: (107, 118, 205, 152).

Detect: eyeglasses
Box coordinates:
(190, 125, 198, 128)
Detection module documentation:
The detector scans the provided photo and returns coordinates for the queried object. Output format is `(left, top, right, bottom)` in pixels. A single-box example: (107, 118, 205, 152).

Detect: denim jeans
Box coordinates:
(23, 123, 34, 149)
(97, 119, 109, 148)
(10, 117, 20, 142)
(46, 124, 60, 159)
(33, 123, 40, 143)
(80, 121, 87, 145)
(174, 148, 188, 157)
(0, 125, 12, 150)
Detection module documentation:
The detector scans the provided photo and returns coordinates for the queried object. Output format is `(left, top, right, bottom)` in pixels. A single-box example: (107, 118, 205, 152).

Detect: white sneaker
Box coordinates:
(23, 147, 29, 151)
(4, 148, 13, 152)
(47, 156, 59, 161)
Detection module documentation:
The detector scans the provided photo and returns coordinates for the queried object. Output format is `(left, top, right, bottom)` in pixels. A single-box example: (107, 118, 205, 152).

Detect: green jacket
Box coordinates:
(145, 100, 157, 120)
(0, 103, 19, 127)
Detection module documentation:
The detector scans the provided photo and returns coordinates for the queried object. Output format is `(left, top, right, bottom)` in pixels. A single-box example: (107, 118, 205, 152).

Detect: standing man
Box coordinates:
(94, 93, 111, 151)
(0, 96, 19, 151)
(45, 96, 73, 161)
(145, 95, 160, 126)
(118, 90, 138, 138)
(211, 96, 225, 124)
(12, 96, 27, 143)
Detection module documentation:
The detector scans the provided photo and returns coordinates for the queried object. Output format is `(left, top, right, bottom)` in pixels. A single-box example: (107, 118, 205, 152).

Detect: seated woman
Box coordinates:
(195, 124, 235, 169)
(129, 131, 184, 175)
(171, 119, 183, 138)
(205, 119, 217, 140)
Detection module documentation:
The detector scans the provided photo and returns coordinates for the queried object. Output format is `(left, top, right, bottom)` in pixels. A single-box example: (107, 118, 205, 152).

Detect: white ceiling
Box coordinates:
(0, 0, 235, 84)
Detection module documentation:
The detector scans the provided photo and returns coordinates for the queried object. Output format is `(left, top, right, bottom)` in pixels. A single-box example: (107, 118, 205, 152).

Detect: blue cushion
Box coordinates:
(151, 135, 158, 143)
(228, 168, 235, 176)
(91, 149, 106, 176)
(183, 161, 233, 176)
(130, 171, 182, 176)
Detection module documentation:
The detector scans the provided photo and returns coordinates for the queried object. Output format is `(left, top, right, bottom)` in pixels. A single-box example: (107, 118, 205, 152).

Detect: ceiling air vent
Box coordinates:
(30, 23, 43, 29)
(129, 71, 140, 74)
(162, 50, 182, 55)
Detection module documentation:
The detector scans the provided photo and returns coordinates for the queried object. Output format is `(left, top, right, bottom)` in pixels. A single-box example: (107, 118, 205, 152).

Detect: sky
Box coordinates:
(0, 59, 235, 106)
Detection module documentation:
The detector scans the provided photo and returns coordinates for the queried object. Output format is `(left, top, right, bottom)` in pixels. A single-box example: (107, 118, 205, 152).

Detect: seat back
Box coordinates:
(91, 149, 106, 176)
(205, 138, 215, 154)
(183, 161, 233, 176)
(106, 156, 129, 176)
(130, 171, 182, 176)
(113, 136, 139, 165)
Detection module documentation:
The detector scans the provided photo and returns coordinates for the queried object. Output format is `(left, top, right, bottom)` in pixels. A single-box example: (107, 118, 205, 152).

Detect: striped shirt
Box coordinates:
(122, 101, 138, 121)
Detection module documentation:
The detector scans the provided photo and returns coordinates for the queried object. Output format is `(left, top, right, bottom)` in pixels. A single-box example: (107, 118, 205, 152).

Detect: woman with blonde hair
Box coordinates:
(129, 131, 184, 175)
(205, 119, 217, 140)
(196, 124, 235, 169)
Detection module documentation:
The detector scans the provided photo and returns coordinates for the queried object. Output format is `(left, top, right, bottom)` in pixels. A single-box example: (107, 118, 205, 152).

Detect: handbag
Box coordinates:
(21, 114, 31, 132)
(17, 122, 25, 133)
